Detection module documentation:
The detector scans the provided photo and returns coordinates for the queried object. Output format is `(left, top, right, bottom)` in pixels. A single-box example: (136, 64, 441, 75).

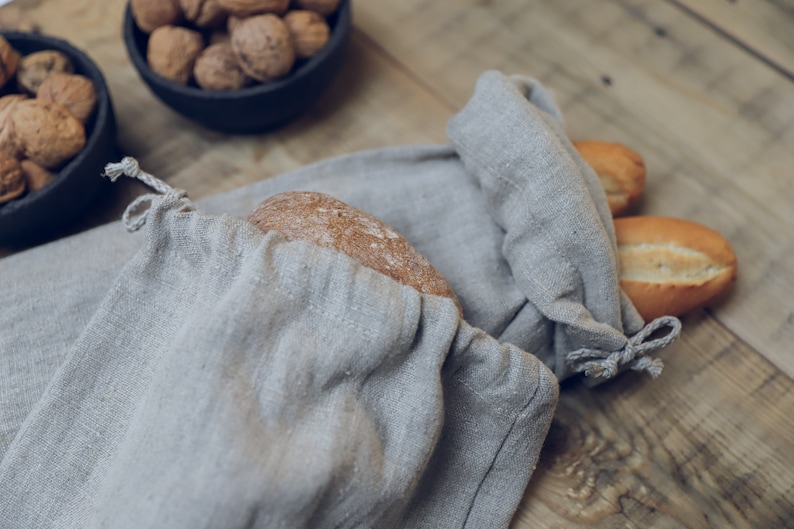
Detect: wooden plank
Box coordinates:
(667, 0, 794, 80)
(512, 313, 794, 528)
(351, 0, 794, 376)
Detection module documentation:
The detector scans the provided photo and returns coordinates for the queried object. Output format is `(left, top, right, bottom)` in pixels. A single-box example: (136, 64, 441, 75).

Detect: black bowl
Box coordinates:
(123, 1, 351, 134)
(0, 31, 117, 246)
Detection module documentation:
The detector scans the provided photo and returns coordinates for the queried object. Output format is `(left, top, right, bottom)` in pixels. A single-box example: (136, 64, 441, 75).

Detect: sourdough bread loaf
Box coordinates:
(248, 191, 464, 316)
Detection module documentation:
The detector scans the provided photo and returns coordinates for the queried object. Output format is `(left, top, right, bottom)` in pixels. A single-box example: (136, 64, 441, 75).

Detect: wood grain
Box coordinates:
(668, 0, 794, 80)
(352, 0, 794, 376)
(1, 0, 793, 527)
(514, 312, 794, 528)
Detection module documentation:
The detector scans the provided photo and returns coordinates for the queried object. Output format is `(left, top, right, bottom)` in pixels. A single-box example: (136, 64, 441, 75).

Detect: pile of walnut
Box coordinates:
(132, 0, 340, 90)
(0, 35, 97, 205)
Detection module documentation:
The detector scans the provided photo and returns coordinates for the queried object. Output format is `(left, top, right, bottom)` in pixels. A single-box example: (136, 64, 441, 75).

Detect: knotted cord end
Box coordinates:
(103, 157, 140, 183)
(566, 316, 682, 380)
(103, 157, 190, 232)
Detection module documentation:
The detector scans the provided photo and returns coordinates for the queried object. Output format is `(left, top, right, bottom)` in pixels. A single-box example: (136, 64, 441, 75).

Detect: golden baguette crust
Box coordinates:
(248, 191, 464, 316)
(615, 216, 737, 321)
(574, 140, 646, 216)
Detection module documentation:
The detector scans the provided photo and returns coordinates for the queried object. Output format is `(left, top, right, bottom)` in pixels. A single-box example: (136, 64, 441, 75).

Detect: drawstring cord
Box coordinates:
(104, 158, 681, 381)
(103, 157, 190, 232)
(566, 316, 682, 379)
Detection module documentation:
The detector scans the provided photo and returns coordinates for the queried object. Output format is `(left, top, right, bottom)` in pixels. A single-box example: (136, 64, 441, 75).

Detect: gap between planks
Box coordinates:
(664, 0, 794, 82)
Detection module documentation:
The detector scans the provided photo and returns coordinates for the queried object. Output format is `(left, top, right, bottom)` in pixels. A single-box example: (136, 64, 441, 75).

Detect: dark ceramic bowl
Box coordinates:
(0, 32, 117, 246)
(123, 1, 351, 134)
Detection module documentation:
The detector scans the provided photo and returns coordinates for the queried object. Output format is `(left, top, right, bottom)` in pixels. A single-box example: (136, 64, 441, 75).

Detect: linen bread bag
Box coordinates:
(0, 71, 678, 528)
(199, 70, 682, 382)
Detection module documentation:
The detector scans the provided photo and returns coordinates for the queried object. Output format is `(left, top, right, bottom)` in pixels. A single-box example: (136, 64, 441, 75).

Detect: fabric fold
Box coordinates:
(0, 69, 684, 529)
(0, 191, 557, 529)
(447, 72, 670, 381)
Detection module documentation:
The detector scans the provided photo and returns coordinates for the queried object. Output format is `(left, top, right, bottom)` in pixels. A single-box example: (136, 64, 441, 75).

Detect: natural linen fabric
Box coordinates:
(0, 70, 679, 528)
(191, 70, 679, 382)
(0, 189, 558, 529)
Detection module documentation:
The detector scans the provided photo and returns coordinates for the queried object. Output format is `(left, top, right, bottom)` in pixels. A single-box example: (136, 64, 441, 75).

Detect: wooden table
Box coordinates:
(3, 0, 793, 527)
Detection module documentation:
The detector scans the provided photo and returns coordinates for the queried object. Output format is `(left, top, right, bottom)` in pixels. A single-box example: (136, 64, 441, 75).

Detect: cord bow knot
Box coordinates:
(566, 316, 681, 379)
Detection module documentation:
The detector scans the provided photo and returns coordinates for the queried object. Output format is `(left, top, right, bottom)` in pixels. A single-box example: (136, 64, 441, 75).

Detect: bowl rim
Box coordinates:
(0, 31, 114, 219)
(122, 0, 352, 101)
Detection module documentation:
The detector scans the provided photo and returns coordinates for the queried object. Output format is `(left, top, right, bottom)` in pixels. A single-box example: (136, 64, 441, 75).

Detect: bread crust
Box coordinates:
(248, 191, 463, 316)
(615, 216, 737, 321)
(574, 140, 646, 216)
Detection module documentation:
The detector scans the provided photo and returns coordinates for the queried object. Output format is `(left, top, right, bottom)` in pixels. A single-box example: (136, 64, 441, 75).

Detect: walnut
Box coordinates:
(0, 153, 25, 204)
(0, 35, 19, 90)
(36, 73, 97, 124)
(230, 14, 295, 82)
(131, 0, 183, 34)
(283, 10, 330, 59)
(16, 50, 74, 95)
(216, 0, 289, 17)
(179, 0, 227, 29)
(20, 159, 56, 192)
(193, 43, 251, 90)
(291, 0, 340, 17)
(147, 25, 205, 85)
(10, 99, 85, 169)
(226, 14, 244, 34)
(0, 94, 27, 159)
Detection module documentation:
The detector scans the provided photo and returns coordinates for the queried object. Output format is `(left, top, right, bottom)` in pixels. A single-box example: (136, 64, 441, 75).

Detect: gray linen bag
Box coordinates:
(0, 71, 678, 528)
(193, 70, 681, 382)
(0, 182, 559, 528)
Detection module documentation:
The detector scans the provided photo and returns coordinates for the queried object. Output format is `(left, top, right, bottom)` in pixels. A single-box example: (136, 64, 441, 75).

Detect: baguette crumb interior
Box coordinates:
(618, 243, 730, 284)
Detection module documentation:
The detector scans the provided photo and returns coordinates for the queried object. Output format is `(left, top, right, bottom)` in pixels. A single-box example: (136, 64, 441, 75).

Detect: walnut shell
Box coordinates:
(283, 10, 330, 59)
(291, 0, 340, 17)
(194, 43, 251, 90)
(36, 73, 97, 124)
(0, 153, 25, 203)
(226, 14, 243, 34)
(147, 25, 205, 85)
(20, 159, 56, 192)
(216, 0, 289, 17)
(10, 99, 86, 169)
(230, 14, 295, 82)
(16, 50, 74, 95)
(131, 0, 183, 34)
(179, 0, 227, 28)
(0, 94, 27, 159)
(0, 35, 19, 90)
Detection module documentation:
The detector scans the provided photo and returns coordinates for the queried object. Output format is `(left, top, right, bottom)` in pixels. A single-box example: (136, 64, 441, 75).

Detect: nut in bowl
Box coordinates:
(0, 31, 116, 246)
(123, 0, 351, 134)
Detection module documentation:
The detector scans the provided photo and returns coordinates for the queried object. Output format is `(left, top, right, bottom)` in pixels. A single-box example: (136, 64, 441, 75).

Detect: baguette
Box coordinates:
(248, 191, 464, 316)
(615, 216, 737, 321)
(574, 140, 646, 216)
